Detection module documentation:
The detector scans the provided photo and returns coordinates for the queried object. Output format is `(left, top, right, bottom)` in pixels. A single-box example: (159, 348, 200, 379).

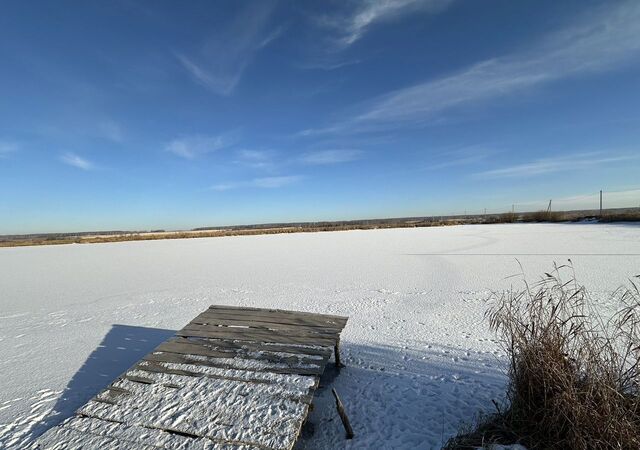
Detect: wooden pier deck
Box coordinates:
(35, 305, 348, 450)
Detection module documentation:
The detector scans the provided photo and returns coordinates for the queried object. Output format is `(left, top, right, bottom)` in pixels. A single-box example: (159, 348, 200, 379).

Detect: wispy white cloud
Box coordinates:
(98, 120, 125, 143)
(176, 2, 280, 95)
(476, 152, 637, 179)
(211, 175, 302, 191)
(60, 152, 94, 170)
(237, 149, 270, 160)
(234, 149, 277, 170)
(297, 58, 362, 71)
(257, 25, 285, 49)
(0, 141, 19, 158)
(426, 146, 495, 170)
(252, 175, 302, 188)
(295, 124, 346, 138)
(362, 2, 640, 123)
(166, 134, 235, 159)
(175, 54, 230, 94)
(323, 0, 451, 48)
(34, 117, 126, 145)
(309, 2, 640, 133)
(299, 149, 363, 165)
(300, 1, 447, 74)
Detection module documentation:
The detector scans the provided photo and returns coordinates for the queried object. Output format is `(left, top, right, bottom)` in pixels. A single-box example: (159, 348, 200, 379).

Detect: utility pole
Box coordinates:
(599, 190, 603, 216)
(547, 199, 552, 213)
(512, 204, 514, 213)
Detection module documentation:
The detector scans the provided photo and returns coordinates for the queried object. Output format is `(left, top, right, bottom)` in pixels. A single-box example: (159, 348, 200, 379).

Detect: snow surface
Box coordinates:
(1, 223, 639, 449)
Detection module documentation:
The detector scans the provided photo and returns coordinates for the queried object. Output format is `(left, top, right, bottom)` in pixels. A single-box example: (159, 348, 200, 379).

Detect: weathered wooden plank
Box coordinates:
(154, 340, 328, 367)
(205, 308, 347, 327)
(178, 325, 337, 346)
(204, 307, 347, 328)
(129, 361, 320, 393)
(94, 386, 132, 403)
(110, 367, 316, 406)
(54, 416, 263, 450)
(130, 365, 272, 386)
(197, 309, 346, 329)
(133, 361, 205, 378)
(186, 318, 341, 340)
(123, 374, 155, 384)
(66, 414, 274, 450)
(35, 424, 162, 450)
(150, 350, 327, 374)
(190, 314, 341, 335)
(142, 353, 326, 376)
(155, 340, 237, 358)
(208, 305, 348, 323)
(332, 388, 355, 439)
(169, 336, 332, 358)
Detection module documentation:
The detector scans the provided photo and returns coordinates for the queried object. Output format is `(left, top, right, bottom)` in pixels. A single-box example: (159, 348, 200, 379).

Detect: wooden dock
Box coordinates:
(35, 305, 348, 450)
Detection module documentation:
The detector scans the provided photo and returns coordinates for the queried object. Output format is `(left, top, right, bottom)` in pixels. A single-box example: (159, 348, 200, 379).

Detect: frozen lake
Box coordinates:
(1, 223, 639, 449)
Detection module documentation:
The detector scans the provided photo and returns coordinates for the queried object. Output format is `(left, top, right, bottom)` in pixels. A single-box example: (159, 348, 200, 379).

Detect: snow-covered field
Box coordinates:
(1, 223, 639, 449)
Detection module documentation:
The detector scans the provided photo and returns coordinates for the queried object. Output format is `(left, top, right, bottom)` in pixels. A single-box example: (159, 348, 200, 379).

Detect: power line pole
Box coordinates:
(599, 190, 603, 216)
(547, 199, 552, 213)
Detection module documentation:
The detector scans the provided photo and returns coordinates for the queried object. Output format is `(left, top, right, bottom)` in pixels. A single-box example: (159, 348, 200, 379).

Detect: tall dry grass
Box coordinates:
(482, 212, 519, 224)
(446, 264, 640, 449)
(599, 210, 640, 222)
(520, 210, 565, 222)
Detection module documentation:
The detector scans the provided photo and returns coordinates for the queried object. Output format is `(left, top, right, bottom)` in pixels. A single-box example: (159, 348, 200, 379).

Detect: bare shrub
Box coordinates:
(485, 212, 519, 224)
(599, 210, 640, 222)
(521, 210, 565, 222)
(446, 264, 640, 449)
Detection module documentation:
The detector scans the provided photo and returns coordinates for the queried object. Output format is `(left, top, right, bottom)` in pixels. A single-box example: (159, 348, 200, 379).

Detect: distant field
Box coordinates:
(0, 220, 463, 247)
(1, 207, 639, 248)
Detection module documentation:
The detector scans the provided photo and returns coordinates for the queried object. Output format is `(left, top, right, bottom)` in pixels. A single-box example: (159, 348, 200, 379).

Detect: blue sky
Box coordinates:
(1, 0, 640, 234)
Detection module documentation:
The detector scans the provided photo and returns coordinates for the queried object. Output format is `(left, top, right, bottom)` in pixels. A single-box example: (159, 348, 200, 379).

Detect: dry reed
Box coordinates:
(446, 263, 640, 449)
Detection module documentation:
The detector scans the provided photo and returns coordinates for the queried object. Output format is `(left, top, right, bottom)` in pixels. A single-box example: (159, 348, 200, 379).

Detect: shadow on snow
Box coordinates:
(28, 324, 175, 442)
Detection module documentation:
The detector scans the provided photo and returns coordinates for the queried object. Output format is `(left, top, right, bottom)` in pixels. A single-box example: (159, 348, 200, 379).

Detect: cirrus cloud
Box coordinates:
(322, 0, 452, 48)
(0, 141, 19, 159)
(303, 1, 640, 135)
(475, 152, 638, 179)
(166, 134, 236, 159)
(60, 152, 94, 170)
(175, 2, 281, 95)
(210, 175, 302, 191)
(299, 149, 363, 165)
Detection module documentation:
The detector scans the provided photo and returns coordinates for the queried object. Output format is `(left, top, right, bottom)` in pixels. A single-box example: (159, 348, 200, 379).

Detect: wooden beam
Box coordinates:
(331, 388, 354, 439)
